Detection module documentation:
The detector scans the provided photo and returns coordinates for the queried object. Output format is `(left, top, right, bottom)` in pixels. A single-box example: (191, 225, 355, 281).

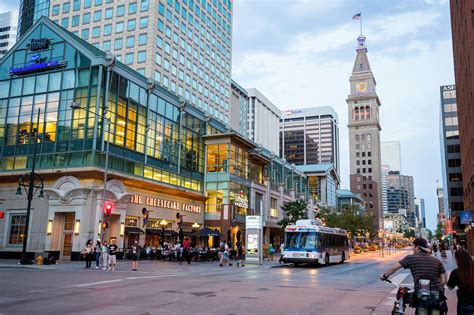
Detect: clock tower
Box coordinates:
(346, 35, 383, 229)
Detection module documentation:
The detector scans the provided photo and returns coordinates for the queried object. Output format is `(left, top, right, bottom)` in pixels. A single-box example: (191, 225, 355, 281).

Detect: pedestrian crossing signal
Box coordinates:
(102, 222, 109, 229)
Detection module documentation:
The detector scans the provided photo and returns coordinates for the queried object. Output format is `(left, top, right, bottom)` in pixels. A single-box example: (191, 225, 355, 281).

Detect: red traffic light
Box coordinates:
(104, 202, 114, 215)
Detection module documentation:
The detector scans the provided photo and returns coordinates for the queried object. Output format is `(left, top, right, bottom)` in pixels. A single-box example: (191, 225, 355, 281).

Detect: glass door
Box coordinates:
(61, 213, 75, 259)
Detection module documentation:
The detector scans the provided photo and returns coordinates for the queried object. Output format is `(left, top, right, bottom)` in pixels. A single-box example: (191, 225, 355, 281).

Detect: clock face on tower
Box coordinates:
(356, 81, 368, 93)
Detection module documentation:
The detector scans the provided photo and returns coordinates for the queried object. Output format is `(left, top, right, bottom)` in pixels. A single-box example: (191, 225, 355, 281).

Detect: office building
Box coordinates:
(437, 184, 446, 227)
(280, 106, 339, 173)
(415, 197, 426, 228)
(229, 79, 248, 137)
(247, 88, 281, 154)
(450, 0, 474, 254)
(336, 189, 365, 214)
(386, 172, 415, 227)
(381, 141, 401, 173)
(18, 0, 50, 38)
(346, 34, 383, 228)
(384, 213, 409, 234)
(19, 0, 233, 124)
(381, 164, 389, 213)
(0, 12, 18, 58)
(0, 18, 308, 259)
(439, 84, 465, 240)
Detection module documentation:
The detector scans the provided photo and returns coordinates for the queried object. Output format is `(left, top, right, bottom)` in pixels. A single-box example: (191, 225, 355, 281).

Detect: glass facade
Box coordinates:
(18, 0, 50, 39)
(0, 23, 208, 193)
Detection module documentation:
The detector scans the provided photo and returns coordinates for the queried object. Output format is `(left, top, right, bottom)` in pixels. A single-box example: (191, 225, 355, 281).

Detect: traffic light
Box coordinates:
(102, 222, 109, 229)
(104, 202, 113, 216)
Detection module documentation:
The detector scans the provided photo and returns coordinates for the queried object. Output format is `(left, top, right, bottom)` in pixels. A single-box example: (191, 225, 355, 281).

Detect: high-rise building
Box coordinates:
(415, 197, 426, 228)
(450, 0, 474, 254)
(20, 0, 233, 124)
(381, 164, 389, 213)
(0, 12, 18, 58)
(247, 88, 281, 154)
(280, 107, 340, 173)
(229, 80, 248, 137)
(437, 184, 446, 227)
(386, 171, 415, 227)
(439, 84, 465, 239)
(17, 0, 50, 38)
(381, 141, 402, 172)
(346, 35, 383, 228)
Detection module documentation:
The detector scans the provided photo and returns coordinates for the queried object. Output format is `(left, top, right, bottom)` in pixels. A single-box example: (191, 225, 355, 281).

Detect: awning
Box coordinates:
(192, 227, 221, 237)
(145, 228, 177, 236)
(125, 227, 145, 234)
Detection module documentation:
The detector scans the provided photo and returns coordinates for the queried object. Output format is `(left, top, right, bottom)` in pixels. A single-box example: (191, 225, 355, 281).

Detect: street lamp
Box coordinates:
(70, 101, 111, 239)
(16, 108, 44, 265)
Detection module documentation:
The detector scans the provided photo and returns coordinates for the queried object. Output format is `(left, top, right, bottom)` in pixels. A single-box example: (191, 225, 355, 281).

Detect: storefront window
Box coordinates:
(206, 190, 223, 217)
(125, 216, 139, 227)
(230, 144, 248, 178)
(270, 198, 278, 218)
(8, 214, 26, 245)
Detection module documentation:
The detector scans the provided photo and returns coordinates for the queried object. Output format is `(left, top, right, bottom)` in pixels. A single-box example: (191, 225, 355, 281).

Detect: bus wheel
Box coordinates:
(293, 263, 300, 267)
(340, 252, 345, 264)
(325, 254, 330, 265)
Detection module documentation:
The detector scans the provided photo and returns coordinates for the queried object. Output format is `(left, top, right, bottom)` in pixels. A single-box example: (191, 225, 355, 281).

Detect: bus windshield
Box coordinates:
(284, 232, 318, 250)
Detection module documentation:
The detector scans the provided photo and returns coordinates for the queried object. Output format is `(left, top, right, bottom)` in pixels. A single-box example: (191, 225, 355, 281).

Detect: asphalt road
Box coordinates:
(0, 249, 458, 315)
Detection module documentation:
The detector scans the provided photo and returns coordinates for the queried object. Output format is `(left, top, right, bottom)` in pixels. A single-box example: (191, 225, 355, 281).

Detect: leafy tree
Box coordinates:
(278, 200, 308, 231)
(315, 205, 377, 239)
(403, 229, 416, 239)
(427, 229, 433, 241)
(435, 222, 444, 240)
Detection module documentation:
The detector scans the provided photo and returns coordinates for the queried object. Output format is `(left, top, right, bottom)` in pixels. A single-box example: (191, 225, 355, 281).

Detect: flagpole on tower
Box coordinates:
(360, 13, 363, 35)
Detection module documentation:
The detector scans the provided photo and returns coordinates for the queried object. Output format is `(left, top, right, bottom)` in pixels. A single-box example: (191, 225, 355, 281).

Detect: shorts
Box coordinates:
(132, 254, 138, 261)
(109, 255, 116, 265)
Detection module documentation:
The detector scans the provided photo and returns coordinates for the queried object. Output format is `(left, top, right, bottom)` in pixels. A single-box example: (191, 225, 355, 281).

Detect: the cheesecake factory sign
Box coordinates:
(129, 195, 202, 213)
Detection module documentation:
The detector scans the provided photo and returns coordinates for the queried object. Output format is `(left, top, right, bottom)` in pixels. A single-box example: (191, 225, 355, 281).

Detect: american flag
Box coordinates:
(352, 13, 361, 20)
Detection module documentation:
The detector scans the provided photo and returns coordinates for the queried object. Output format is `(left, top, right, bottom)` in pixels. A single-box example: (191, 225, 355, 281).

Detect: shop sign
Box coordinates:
(9, 52, 66, 76)
(129, 195, 201, 213)
(233, 191, 248, 209)
(460, 210, 472, 224)
(26, 38, 51, 51)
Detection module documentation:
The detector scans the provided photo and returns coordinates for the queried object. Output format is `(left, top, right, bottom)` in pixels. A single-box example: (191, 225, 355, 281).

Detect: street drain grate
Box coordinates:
(190, 291, 215, 297)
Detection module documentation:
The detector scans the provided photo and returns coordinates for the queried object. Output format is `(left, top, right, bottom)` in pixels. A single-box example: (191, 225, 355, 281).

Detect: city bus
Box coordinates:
(281, 219, 349, 266)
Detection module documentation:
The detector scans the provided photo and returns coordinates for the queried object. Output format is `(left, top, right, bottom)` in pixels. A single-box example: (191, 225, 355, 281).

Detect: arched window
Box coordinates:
(367, 134, 371, 141)
(361, 134, 366, 141)
(354, 107, 359, 113)
(355, 135, 360, 141)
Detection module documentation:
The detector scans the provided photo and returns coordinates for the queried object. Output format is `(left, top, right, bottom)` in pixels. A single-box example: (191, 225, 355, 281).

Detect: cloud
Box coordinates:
(232, 2, 452, 231)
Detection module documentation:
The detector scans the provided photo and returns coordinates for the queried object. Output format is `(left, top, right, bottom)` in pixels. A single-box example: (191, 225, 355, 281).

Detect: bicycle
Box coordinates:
(382, 277, 414, 315)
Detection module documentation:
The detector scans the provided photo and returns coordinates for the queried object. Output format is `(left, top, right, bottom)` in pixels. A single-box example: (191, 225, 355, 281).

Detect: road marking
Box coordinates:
(125, 274, 180, 280)
(74, 279, 124, 287)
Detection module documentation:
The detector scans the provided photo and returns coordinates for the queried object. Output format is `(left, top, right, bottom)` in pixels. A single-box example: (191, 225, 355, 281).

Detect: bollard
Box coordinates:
(36, 255, 43, 265)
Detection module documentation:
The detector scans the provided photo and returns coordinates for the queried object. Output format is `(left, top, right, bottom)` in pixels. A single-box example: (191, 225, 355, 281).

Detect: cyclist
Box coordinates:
(380, 237, 448, 315)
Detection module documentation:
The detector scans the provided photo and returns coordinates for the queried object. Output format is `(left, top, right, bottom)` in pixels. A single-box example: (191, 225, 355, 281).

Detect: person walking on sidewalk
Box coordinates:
(440, 242, 448, 263)
(279, 243, 285, 263)
(101, 240, 109, 270)
(107, 239, 118, 271)
(267, 243, 275, 261)
(131, 240, 139, 271)
(94, 240, 102, 270)
(447, 250, 474, 315)
(433, 242, 439, 256)
(83, 239, 93, 269)
(183, 237, 191, 264)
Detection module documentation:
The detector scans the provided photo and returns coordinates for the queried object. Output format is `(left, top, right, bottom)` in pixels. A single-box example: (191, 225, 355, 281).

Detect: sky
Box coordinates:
(231, 0, 454, 231)
(0, 0, 453, 231)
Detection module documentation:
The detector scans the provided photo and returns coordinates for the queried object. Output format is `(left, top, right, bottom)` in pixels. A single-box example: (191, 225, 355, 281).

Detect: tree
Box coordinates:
(427, 229, 433, 241)
(403, 229, 416, 239)
(315, 205, 377, 239)
(435, 222, 444, 240)
(278, 200, 308, 231)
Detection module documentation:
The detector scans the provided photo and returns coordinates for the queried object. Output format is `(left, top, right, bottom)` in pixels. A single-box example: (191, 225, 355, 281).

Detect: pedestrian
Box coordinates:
(183, 237, 191, 264)
(450, 243, 455, 257)
(440, 242, 448, 262)
(268, 243, 275, 261)
(83, 239, 93, 269)
(107, 239, 118, 271)
(131, 240, 139, 271)
(447, 250, 474, 315)
(236, 242, 245, 267)
(94, 240, 102, 269)
(101, 240, 109, 270)
(279, 243, 285, 263)
(433, 242, 438, 256)
(220, 244, 232, 267)
(218, 241, 225, 264)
